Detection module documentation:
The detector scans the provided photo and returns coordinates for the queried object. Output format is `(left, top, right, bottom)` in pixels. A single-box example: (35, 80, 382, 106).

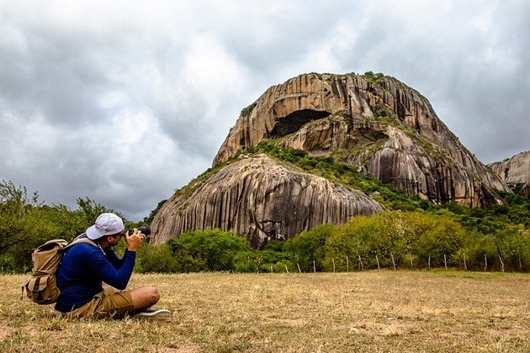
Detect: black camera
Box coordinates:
(126, 226, 151, 242)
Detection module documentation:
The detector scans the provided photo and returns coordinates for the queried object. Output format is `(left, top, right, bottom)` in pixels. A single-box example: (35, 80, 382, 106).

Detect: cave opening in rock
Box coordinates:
(270, 109, 330, 138)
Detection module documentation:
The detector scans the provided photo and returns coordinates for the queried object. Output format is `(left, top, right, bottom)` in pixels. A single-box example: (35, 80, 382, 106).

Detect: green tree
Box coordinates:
(411, 213, 466, 268)
(167, 229, 251, 272)
(322, 220, 365, 271)
(455, 232, 497, 271)
(322, 213, 405, 271)
(0, 181, 124, 272)
(75, 197, 123, 228)
(284, 224, 334, 272)
(0, 180, 41, 256)
(233, 250, 262, 273)
(136, 243, 179, 273)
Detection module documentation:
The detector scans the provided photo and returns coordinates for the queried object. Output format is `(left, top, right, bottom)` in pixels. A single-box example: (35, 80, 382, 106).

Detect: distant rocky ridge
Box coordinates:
(151, 72, 510, 247)
(489, 150, 530, 197)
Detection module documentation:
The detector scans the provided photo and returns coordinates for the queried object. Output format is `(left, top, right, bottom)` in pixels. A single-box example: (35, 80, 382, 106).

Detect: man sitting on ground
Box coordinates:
(55, 212, 170, 320)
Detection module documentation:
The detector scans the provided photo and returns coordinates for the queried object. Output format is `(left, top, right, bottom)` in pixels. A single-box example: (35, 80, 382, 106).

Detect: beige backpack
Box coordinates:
(22, 237, 95, 305)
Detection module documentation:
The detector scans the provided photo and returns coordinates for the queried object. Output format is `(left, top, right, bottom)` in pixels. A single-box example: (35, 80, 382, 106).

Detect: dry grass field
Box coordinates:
(1, 271, 529, 352)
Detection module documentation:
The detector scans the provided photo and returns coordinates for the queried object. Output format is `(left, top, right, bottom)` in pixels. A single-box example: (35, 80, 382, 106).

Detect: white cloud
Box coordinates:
(0, 0, 529, 220)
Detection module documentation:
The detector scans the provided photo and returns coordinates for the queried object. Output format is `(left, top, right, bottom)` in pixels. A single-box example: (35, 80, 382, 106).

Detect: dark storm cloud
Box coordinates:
(0, 0, 529, 221)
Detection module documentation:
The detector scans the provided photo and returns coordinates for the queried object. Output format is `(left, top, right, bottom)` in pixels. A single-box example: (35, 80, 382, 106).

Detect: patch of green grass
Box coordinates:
(240, 102, 257, 117)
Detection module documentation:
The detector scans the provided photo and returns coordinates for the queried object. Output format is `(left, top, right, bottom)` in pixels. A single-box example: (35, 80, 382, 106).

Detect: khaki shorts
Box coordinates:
(65, 287, 135, 320)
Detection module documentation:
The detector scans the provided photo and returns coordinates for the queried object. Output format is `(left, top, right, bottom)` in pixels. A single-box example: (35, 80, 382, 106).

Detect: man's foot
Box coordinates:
(133, 309, 171, 321)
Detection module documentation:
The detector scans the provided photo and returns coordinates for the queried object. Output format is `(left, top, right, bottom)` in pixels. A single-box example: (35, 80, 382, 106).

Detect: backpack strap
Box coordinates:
(63, 234, 98, 251)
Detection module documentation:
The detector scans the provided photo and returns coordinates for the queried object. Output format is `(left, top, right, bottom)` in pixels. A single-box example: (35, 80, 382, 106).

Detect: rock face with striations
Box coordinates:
(151, 72, 508, 247)
(489, 150, 530, 197)
(213, 73, 507, 207)
(151, 154, 383, 248)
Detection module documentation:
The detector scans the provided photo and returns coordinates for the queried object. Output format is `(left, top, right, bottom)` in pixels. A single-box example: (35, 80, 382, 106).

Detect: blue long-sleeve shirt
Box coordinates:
(54, 237, 136, 313)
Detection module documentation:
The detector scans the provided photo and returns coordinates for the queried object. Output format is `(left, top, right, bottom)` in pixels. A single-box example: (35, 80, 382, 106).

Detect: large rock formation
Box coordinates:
(489, 151, 530, 197)
(151, 154, 383, 248)
(151, 72, 509, 247)
(213, 73, 507, 207)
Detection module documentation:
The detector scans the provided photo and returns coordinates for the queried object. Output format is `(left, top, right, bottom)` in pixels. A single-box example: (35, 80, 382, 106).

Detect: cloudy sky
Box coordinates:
(1, 0, 529, 221)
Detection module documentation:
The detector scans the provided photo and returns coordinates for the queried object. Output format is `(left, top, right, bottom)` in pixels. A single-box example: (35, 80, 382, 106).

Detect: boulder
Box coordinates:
(151, 154, 383, 248)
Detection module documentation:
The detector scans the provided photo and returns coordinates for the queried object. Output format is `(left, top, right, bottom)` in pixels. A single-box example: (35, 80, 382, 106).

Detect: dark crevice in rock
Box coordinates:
(270, 109, 330, 138)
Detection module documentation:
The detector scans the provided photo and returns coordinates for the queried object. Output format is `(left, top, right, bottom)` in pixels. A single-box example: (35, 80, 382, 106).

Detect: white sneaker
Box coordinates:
(133, 309, 171, 321)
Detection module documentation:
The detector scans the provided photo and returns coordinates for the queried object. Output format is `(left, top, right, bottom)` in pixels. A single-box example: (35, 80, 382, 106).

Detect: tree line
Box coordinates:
(2, 153, 530, 274)
(0, 180, 149, 272)
(136, 210, 530, 273)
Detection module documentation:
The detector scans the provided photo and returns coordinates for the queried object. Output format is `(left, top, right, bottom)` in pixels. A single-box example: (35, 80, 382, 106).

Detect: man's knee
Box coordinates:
(140, 286, 160, 305)
(147, 287, 160, 304)
(131, 286, 161, 309)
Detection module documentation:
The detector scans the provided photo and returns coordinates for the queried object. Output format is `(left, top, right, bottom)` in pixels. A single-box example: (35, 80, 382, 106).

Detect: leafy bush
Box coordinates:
(233, 250, 262, 273)
(232, 243, 295, 273)
(240, 102, 257, 117)
(136, 243, 179, 273)
(284, 224, 334, 272)
(258, 248, 296, 273)
(322, 212, 410, 270)
(363, 71, 385, 80)
(166, 229, 252, 272)
(410, 213, 466, 268)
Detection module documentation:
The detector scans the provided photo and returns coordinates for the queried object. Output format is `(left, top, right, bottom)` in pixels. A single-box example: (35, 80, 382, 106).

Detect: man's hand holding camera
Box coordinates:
(123, 227, 150, 252)
(123, 229, 145, 252)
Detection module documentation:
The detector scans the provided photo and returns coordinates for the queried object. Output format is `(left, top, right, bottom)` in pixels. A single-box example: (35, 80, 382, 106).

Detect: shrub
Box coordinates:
(233, 250, 262, 273)
(136, 243, 179, 273)
(241, 102, 257, 117)
(167, 229, 252, 272)
(285, 224, 334, 272)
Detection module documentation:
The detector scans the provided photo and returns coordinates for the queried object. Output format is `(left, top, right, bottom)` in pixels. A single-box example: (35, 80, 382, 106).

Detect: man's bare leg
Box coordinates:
(129, 286, 160, 310)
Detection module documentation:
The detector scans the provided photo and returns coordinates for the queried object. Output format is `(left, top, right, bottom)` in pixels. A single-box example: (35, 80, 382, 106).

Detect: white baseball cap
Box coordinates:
(86, 213, 125, 240)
